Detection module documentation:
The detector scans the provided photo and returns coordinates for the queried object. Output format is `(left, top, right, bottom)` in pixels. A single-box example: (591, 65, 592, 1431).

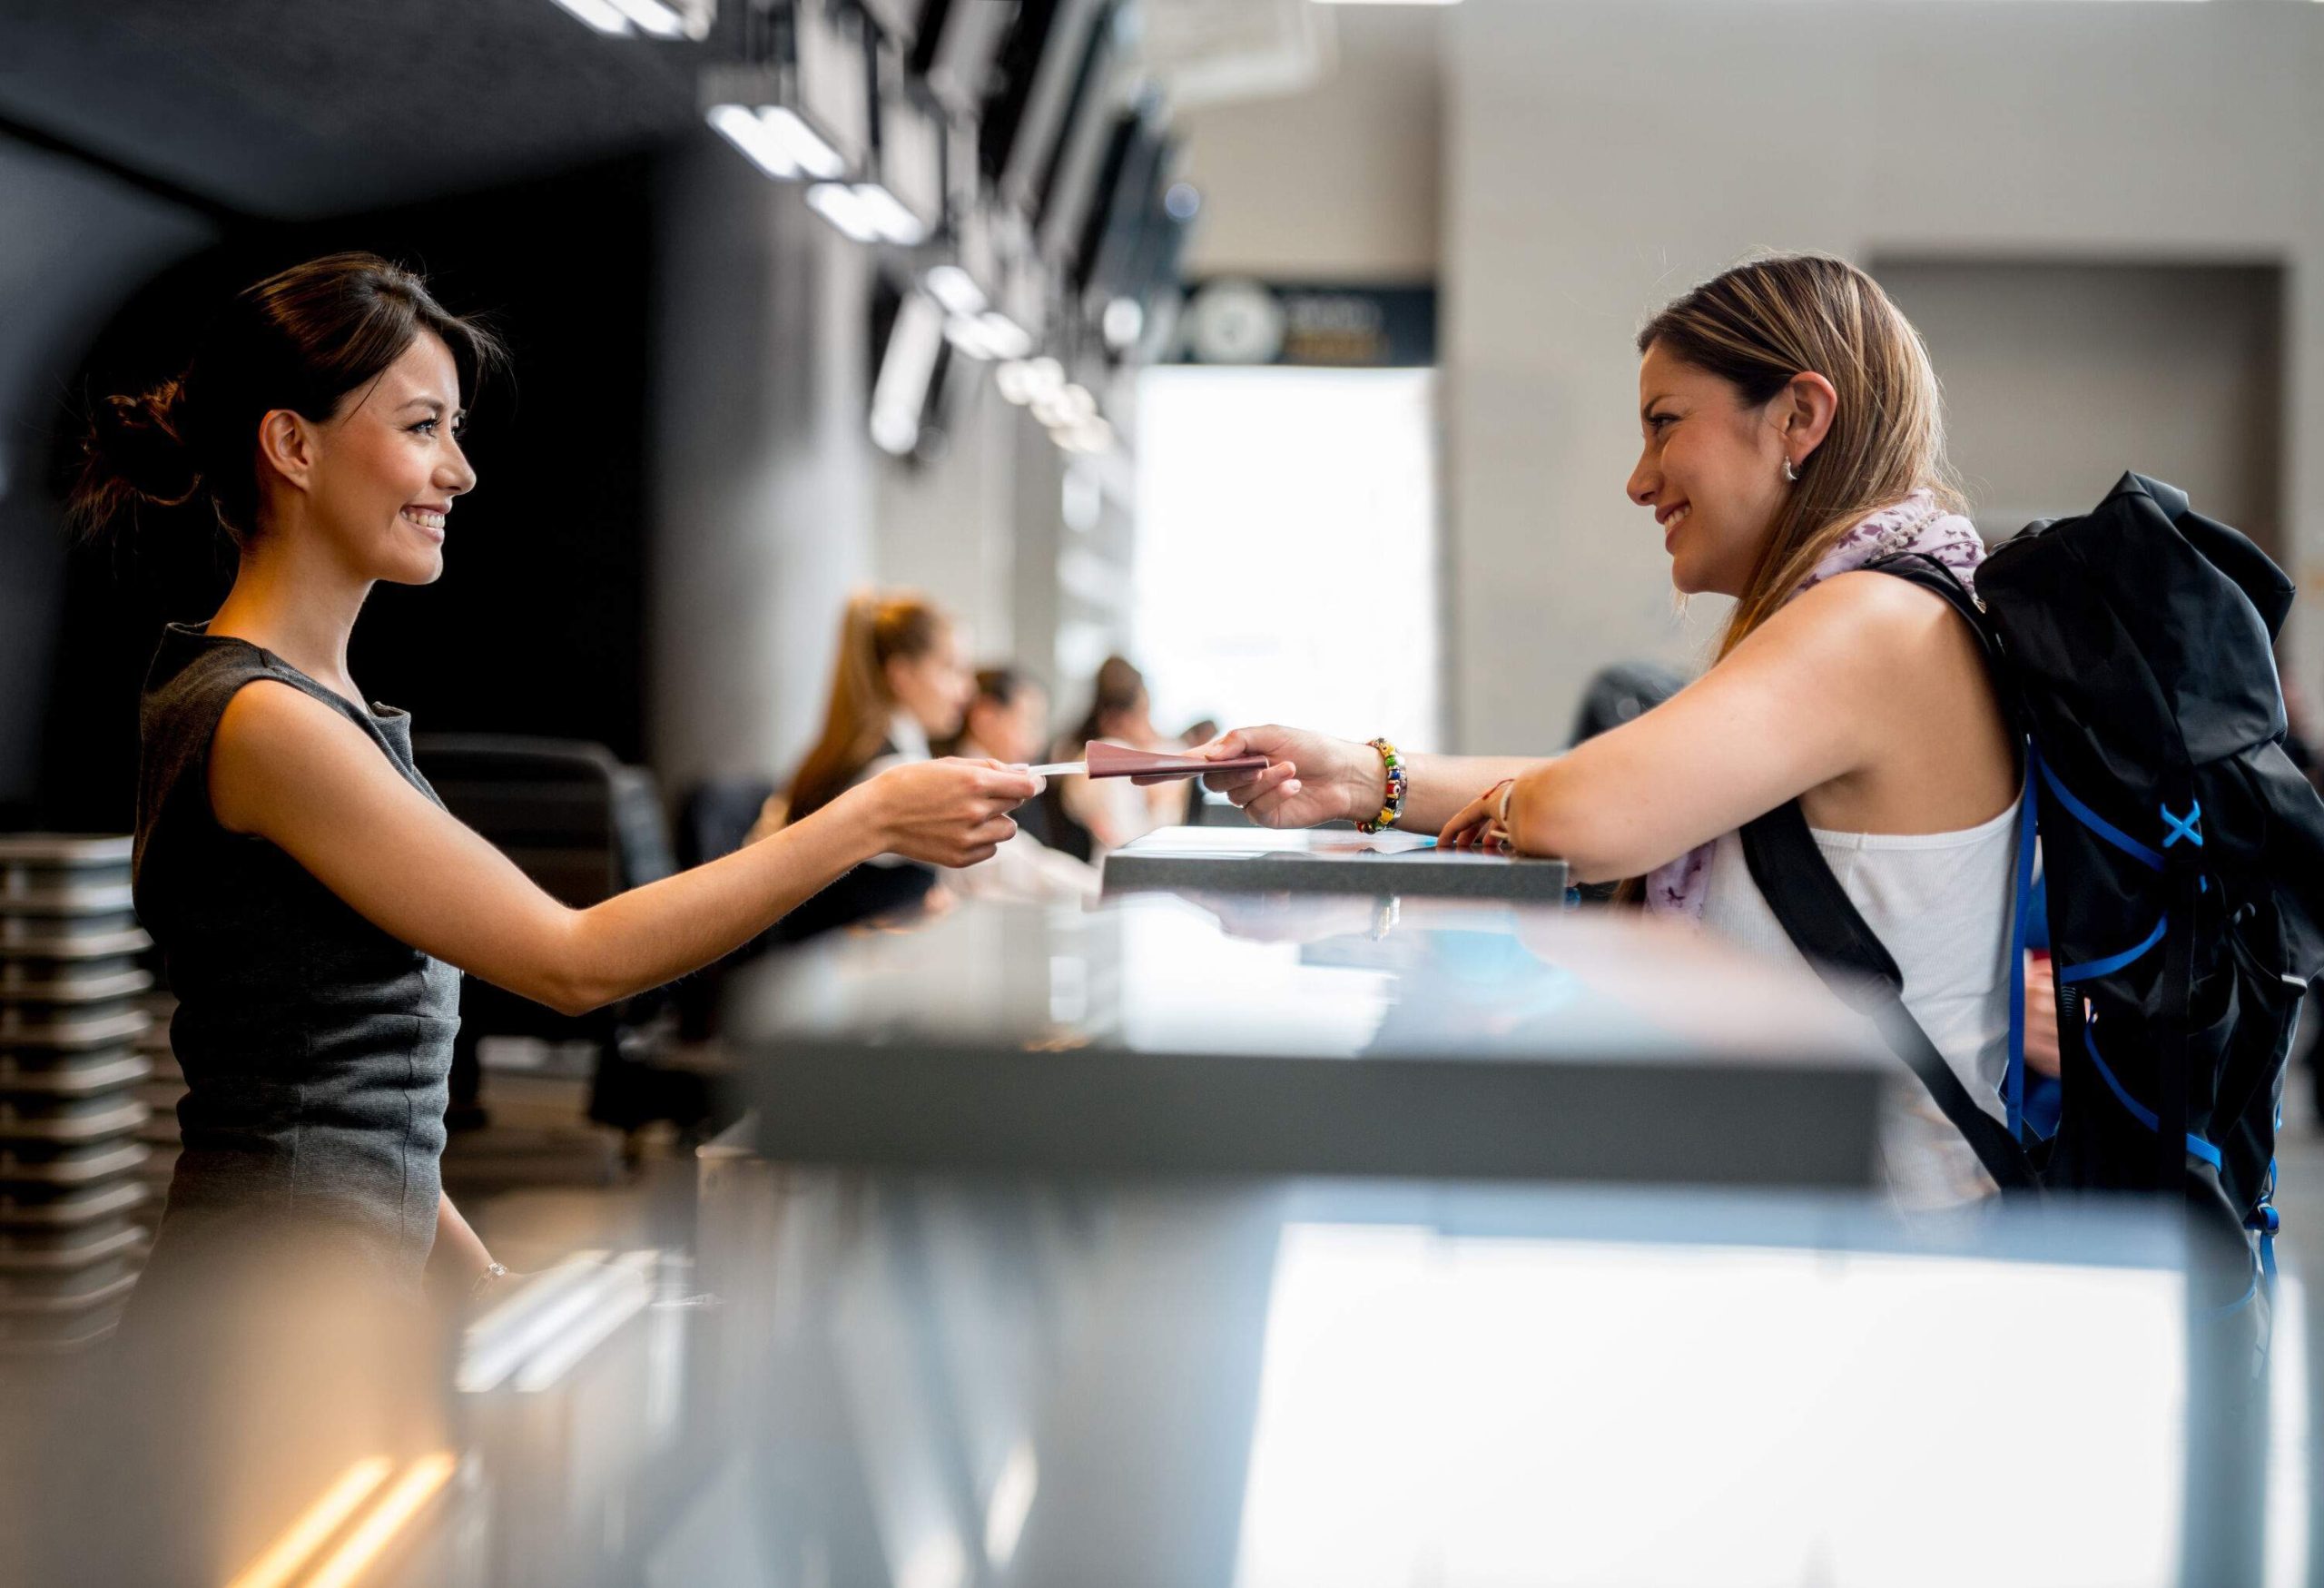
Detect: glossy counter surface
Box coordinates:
(667, 1166, 2207, 1588)
(729, 893, 1895, 1187)
(1102, 825, 1572, 900)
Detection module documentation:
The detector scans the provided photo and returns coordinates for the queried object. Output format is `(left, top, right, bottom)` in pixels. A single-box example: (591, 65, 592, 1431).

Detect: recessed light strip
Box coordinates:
(303, 1453, 459, 1588)
(222, 1457, 395, 1588)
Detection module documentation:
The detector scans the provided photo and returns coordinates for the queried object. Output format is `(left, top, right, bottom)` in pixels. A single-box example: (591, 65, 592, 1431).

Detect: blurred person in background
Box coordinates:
(753, 590, 1029, 934)
(75, 255, 1036, 1323)
(1198, 253, 2024, 1205)
(941, 666, 1098, 900)
(1046, 655, 1188, 860)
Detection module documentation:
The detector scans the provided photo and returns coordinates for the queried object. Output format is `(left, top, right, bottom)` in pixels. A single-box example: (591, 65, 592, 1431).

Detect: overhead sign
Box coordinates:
(1175, 278, 1435, 368)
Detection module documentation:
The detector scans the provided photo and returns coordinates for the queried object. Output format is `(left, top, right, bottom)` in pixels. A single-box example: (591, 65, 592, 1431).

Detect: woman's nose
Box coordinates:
(442, 441, 478, 496)
(1627, 457, 1658, 506)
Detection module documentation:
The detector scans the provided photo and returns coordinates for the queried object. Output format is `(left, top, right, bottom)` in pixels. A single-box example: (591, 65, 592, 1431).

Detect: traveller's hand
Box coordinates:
(2024, 952, 2062, 1078)
(1193, 726, 1374, 829)
(861, 759, 1041, 868)
(1441, 779, 1518, 853)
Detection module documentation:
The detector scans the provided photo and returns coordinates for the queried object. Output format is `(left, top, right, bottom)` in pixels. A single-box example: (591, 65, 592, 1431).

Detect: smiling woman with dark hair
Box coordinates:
(76, 253, 1038, 1307)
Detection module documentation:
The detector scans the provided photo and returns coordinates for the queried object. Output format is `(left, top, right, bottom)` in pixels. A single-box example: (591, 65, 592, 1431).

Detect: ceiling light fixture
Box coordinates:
(996, 361, 1038, 405)
(549, 0, 635, 34)
(975, 312, 1033, 360)
(851, 182, 929, 245)
(760, 106, 845, 179)
(924, 265, 987, 317)
(806, 182, 884, 243)
(707, 104, 801, 178)
(606, 0, 689, 36)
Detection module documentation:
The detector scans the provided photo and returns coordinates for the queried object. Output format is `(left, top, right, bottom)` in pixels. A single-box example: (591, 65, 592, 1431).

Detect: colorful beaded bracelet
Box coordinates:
(1356, 737, 1408, 834)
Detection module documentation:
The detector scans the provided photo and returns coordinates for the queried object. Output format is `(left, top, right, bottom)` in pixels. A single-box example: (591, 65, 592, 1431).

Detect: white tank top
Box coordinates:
(1698, 795, 2023, 1208)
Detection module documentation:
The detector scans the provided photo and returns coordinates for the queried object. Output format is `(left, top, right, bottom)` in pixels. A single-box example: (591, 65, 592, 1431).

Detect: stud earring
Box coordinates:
(1783, 457, 1800, 484)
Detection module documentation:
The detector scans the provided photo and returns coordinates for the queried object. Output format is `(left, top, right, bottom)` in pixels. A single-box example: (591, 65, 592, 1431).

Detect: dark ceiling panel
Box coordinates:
(0, 0, 710, 217)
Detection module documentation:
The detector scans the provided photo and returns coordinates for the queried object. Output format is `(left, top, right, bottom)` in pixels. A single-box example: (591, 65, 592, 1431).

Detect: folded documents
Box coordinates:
(1021, 742, 1271, 782)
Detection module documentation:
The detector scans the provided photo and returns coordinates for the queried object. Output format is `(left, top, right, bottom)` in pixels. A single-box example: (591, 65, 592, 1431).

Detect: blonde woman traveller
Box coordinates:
(1196, 253, 2021, 1204)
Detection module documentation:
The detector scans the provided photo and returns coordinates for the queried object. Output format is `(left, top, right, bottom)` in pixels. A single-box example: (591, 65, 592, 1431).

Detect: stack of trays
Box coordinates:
(1, 835, 154, 1350)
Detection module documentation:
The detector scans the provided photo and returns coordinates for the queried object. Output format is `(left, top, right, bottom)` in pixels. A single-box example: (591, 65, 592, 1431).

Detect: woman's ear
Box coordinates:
(1781, 371, 1839, 462)
(256, 409, 318, 495)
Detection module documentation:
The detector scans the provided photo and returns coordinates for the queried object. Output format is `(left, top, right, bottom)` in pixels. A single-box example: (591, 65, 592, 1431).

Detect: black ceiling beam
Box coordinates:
(0, 108, 258, 226)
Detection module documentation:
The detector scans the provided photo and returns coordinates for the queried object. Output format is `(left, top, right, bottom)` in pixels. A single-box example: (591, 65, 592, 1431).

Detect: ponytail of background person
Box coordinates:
(785, 591, 950, 823)
(69, 251, 505, 544)
(1070, 655, 1148, 749)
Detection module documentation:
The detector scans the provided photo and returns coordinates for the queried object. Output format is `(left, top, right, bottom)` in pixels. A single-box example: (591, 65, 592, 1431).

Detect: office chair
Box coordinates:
(411, 735, 706, 1148)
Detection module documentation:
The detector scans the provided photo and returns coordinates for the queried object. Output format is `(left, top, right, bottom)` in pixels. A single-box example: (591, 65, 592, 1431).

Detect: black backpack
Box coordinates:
(1745, 474, 2324, 1303)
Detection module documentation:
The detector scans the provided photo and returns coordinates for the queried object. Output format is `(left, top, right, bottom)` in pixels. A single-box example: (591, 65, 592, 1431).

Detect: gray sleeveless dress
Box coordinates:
(132, 623, 460, 1289)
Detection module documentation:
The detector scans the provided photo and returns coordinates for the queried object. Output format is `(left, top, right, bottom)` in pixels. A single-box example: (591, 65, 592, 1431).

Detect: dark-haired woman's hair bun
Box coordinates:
(74, 380, 201, 534)
(65, 251, 505, 546)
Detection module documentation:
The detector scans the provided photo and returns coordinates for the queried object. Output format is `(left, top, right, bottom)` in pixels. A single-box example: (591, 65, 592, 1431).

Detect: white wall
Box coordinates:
(1875, 260, 2284, 549)
(1176, 8, 1443, 282)
(873, 370, 1029, 666)
(650, 130, 1065, 791)
(1444, 0, 2324, 750)
(649, 133, 878, 791)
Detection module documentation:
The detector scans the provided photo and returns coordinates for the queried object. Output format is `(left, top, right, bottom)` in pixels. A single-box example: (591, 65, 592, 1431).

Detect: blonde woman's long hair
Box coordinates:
(786, 590, 949, 823)
(1636, 253, 1964, 662)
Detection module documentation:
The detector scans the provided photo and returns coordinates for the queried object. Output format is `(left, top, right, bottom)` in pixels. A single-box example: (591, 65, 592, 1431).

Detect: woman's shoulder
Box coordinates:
(1765, 566, 1979, 665)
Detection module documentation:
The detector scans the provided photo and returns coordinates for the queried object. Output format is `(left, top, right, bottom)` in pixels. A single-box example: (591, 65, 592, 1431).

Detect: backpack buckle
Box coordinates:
(2160, 801, 2203, 849)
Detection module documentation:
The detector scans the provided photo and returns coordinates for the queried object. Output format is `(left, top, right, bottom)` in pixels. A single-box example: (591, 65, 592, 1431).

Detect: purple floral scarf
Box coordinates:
(1644, 489, 1985, 920)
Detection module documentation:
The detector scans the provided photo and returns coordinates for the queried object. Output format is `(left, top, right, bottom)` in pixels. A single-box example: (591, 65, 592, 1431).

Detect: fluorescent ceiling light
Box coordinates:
(872, 292, 948, 457)
(996, 360, 1039, 405)
(1102, 298, 1145, 350)
(707, 104, 800, 179)
(975, 312, 1033, 360)
(806, 182, 884, 242)
(945, 310, 1033, 362)
(550, 0, 636, 33)
(852, 182, 929, 246)
(1055, 416, 1115, 456)
(606, 0, 687, 35)
(762, 106, 845, 180)
(709, 104, 852, 183)
(944, 314, 995, 360)
(925, 264, 987, 317)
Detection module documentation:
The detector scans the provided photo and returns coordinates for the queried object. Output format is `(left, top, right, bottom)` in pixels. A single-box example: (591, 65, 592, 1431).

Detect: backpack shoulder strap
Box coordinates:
(1738, 800, 2038, 1191)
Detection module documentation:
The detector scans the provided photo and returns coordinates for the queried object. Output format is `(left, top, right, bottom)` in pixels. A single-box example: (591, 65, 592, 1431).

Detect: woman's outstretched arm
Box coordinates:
(209, 681, 1039, 1015)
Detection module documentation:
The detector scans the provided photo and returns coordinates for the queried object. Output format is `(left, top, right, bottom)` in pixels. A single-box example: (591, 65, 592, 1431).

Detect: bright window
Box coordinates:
(1131, 366, 1442, 747)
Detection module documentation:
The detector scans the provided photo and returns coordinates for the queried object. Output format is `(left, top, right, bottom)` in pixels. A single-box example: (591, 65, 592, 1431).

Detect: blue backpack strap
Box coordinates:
(1738, 802, 2039, 1192)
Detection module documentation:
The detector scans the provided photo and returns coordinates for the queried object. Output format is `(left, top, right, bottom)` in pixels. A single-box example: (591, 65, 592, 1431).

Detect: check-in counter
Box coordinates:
(671, 1166, 2204, 1588)
(1103, 824, 1571, 902)
(727, 891, 1889, 1189)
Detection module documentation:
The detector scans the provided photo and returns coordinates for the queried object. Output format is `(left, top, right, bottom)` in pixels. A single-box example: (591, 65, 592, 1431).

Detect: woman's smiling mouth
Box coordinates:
(401, 505, 448, 538)
(1659, 501, 1690, 549)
